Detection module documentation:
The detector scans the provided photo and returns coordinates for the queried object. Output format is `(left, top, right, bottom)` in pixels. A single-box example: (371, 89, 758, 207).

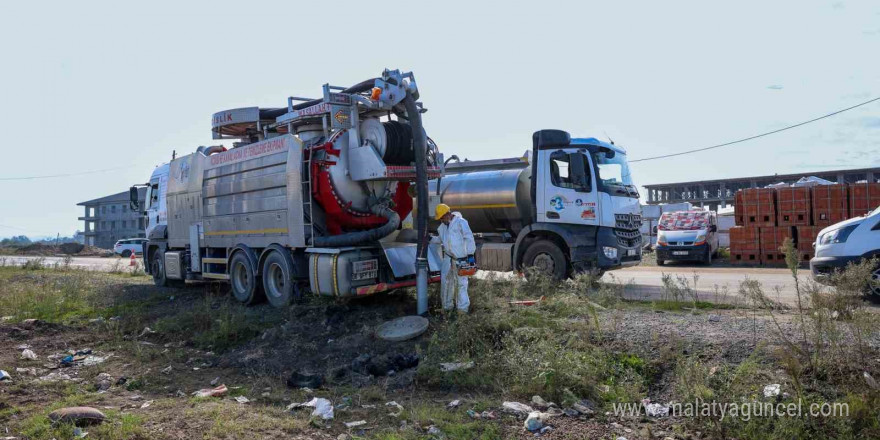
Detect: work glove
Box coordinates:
(467, 255, 476, 266)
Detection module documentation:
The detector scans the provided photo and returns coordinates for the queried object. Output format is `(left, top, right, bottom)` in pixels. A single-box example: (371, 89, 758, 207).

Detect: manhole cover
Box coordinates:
(376, 316, 430, 342)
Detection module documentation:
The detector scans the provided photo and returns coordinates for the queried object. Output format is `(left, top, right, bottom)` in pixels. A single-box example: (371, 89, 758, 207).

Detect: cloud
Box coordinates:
(766, 84, 784, 90)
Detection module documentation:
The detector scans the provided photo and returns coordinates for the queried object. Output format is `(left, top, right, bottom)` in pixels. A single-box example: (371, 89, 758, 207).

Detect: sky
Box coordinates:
(0, 0, 878, 238)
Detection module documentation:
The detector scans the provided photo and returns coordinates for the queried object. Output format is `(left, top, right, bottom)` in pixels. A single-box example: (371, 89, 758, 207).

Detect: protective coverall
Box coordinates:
(432, 212, 476, 312)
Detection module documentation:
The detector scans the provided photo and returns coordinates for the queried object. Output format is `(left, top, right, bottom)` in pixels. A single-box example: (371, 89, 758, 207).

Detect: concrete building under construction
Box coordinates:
(643, 166, 880, 211)
(77, 189, 146, 248)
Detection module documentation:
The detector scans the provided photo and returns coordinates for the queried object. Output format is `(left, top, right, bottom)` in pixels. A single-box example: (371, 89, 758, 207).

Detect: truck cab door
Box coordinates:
(145, 173, 168, 238)
(536, 149, 599, 225)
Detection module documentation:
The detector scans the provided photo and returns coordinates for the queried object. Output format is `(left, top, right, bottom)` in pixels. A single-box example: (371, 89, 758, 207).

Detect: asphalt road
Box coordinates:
(2, 255, 827, 307)
(607, 264, 813, 307)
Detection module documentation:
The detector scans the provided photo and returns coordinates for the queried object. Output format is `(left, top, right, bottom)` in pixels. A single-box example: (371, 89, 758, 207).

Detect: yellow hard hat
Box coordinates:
(434, 203, 451, 220)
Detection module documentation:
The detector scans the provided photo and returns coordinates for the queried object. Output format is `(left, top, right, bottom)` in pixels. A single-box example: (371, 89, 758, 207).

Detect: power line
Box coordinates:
(0, 164, 138, 181)
(629, 96, 880, 163)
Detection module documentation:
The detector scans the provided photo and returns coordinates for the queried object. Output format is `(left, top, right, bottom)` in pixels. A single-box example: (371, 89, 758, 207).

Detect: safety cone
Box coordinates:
(129, 253, 136, 267)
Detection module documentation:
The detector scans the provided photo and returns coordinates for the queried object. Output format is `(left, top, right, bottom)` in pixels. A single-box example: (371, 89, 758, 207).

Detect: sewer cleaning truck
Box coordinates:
(131, 69, 642, 309)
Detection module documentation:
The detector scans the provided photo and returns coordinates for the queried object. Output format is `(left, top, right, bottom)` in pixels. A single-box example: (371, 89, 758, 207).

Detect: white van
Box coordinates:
(810, 205, 880, 297)
(114, 238, 148, 258)
(654, 210, 719, 265)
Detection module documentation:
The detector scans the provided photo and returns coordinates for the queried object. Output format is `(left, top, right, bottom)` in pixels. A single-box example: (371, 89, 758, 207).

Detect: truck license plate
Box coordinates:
(673, 251, 688, 256)
(626, 249, 637, 257)
(352, 259, 378, 281)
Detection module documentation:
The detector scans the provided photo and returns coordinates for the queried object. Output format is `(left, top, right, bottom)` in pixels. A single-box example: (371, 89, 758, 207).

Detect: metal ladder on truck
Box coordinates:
(301, 145, 315, 247)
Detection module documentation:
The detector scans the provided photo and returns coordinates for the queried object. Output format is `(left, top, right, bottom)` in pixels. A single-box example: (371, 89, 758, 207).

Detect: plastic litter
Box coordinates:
(509, 296, 546, 306)
(439, 361, 474, 372)
(0, 370, 11, 381)
(344, 420, 366, 428)
(234, 396, 250, 404)
(305, 397, 334, 420)
(427, 425, 441, 435)
(193, 384, 228, 398)
(502, 401, 535, 416)
(21, 349, 38, 360)
(210, 377, 220, 386)
(524, 411, 547, 431)
(386, 401, 404, 417)
(140, 400, 153, 409)
(641, 398, 669, 417)
(447, 399, 461, 409)
(763, 384, 781, 398)
(864, 372, 879, 390)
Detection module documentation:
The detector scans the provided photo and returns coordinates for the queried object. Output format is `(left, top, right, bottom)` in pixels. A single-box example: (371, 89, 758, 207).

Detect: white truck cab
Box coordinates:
(811, 205, 880, 296)
(654, 210, 719, 265)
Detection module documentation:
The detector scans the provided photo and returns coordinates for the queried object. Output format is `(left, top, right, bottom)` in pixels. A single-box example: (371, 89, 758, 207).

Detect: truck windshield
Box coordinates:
(592, 151, 637, 196)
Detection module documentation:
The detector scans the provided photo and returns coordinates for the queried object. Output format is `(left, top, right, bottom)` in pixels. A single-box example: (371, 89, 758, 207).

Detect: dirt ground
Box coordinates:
(1, 266, 878, 440)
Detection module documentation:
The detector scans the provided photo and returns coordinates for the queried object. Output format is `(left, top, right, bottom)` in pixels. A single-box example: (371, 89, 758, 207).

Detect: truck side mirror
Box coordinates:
(652, 225, 658, 234)
(709, 225, 717, 232)
(129, 186, 140, 212)
(568, 153, 591, 192)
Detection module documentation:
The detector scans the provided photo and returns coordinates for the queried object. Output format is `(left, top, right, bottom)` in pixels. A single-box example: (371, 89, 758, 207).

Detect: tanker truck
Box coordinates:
(427, 130, 643, 280)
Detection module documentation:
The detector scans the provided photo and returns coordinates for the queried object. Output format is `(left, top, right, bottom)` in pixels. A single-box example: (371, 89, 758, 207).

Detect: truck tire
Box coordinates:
(869, 266, 880, 298)
(230, 252, 262, 305)
(151, 249, 169, 287)
(522, 240, 568, 281)
(262, 250, 299, 308)
(703, 248, 713, 265)
(657, 258, 664, 266)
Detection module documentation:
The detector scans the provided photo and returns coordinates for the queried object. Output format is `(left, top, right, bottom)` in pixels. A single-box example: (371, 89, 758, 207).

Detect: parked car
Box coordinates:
(654, 210, 719, 265)
(114, 238, 147, 258)
(810, 205, 880, 297)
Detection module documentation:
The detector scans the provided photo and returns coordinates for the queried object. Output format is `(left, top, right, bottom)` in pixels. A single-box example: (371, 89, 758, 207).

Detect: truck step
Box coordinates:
(201, 257, 227, 264)
(201, 272, 229, 280)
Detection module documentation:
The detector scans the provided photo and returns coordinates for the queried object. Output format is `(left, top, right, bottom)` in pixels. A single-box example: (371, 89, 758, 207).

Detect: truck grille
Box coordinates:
(614, 228, 642, 248)
(615, 213, 642, 229)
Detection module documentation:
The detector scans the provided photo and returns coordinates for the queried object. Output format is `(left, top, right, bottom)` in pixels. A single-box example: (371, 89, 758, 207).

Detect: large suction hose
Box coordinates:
(312, 204, 400, 247)
(403, 91, 430, 316)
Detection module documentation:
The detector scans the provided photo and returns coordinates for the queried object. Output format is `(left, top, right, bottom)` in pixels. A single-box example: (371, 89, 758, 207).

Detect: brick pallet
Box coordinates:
(741, 188, 776, 227)
(760, 226, 793, 266)
(729, 226, 761, 264)
(812, 184, 848, 227)
(776, 187, 811, 226)
(849, 182, 880, 217)
(795, 225, 820, 263)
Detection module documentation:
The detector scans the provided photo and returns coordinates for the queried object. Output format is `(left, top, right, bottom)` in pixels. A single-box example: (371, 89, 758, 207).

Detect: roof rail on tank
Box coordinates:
(443, 152, 530, 175)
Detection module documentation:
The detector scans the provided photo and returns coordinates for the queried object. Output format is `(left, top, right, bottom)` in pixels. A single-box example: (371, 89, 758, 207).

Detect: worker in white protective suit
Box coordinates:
(432, 203, 476, 313)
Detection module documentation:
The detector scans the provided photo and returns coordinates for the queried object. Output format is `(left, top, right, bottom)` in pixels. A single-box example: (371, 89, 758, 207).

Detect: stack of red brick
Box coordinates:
(730, 182, 880, 265)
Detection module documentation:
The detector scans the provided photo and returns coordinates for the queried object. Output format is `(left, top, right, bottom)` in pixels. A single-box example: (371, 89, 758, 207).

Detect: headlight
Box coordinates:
(603, 246, 618, 259)
(818, 224, 858, 245)
(656, 232, 667, 246)
(694, 233, 707, 244)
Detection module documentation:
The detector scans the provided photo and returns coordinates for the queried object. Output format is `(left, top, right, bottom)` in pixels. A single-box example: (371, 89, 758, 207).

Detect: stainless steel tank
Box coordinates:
(429, 168, 533, 235)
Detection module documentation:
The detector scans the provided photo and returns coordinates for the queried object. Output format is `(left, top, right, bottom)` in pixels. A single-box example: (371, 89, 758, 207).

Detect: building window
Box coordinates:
(122, 220, 127, 229)
(101, 221, 107, 230)
(111, 205, 116, 214)
(101, 206, 106, 214)
(122, 204, 127, 213)
(138, 218, 145, 229)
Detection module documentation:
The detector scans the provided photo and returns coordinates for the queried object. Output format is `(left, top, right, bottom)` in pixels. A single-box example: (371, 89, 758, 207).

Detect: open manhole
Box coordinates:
(376, 316, 429, 342)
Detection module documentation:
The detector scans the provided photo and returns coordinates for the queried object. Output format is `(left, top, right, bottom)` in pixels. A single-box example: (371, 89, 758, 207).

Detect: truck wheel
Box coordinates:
(869, 267, 880, 298)
(703, 249, 713, 265)
(262, 250, 299, 308)
(230, 252, 262, 305)
(151, 249, 169, 287)
(121, 250, 132, 258)
(522, 240, 568, 281)
(657, 259, 664, 266)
